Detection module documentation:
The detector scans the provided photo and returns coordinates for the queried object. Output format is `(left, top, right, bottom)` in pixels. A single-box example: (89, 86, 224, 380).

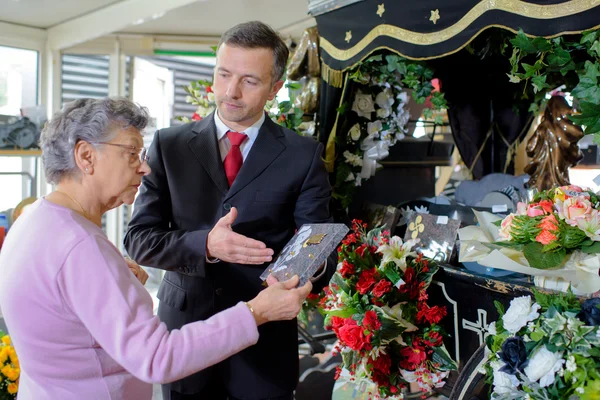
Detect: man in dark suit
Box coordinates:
(124, 21, 333, 400)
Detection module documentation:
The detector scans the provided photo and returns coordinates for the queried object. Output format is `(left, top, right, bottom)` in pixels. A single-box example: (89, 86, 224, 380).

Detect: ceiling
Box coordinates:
(0, 0, 315, 39)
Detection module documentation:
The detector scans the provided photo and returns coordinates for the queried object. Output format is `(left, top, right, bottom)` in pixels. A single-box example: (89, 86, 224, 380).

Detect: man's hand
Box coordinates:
(124, 257, 149, 285)
(207, 207, 274, 264)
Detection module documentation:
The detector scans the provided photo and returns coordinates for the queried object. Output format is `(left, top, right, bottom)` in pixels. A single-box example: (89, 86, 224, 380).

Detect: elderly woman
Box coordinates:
(0, 98, 311, 399)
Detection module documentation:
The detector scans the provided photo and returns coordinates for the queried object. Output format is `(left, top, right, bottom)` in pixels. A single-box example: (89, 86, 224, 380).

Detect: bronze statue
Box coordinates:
(524, 96, 584, 192)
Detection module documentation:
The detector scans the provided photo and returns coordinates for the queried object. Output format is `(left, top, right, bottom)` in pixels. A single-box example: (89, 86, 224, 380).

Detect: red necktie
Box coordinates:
(223, 131, 248, 187)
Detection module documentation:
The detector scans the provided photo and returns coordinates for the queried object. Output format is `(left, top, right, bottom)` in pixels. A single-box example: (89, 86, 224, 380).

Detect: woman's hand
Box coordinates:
(247, 275, 312, 326)
(124, 257, 149, 285)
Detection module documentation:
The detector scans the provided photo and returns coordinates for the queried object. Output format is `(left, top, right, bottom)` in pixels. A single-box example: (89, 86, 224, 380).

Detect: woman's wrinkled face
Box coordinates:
(93, 126, 150, 208)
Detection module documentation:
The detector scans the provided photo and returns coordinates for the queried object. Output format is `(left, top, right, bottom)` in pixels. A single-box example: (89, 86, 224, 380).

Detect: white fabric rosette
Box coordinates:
(359, 135, 389, 178)
(458, 210, 600, 294)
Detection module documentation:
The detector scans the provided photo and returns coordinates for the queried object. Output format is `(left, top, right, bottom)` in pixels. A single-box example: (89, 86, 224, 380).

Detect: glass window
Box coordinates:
(0, 46, 39, 212)
(0, 46, 38, 116)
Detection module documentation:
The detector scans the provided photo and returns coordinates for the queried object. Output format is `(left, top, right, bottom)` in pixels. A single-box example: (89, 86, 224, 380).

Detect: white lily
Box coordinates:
(377, 236, 419, 271)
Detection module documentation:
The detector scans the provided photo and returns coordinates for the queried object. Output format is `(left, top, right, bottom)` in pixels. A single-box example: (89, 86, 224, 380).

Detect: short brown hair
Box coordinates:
(218, 21, 289, 82)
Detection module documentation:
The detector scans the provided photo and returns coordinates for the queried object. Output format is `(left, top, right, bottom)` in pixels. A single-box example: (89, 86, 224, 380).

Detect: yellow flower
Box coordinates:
(7, 382, 17, 394)
(0, 347, 8, 364)
(1, 336, 10, 346)
(1, 365, 12, 378)
(6, 367, 19, 381)
(8, 348, 18, 365)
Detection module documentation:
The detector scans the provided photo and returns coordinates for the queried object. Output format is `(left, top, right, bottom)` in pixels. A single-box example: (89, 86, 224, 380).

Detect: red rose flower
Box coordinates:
(191, 112, 202, 121)
(329, 316, 346, 332)
(338, 320, 372, 351)
(339, 260, 355, 278)
(362, 310, 381, 331)
(390, 386, 398, 394)
(372, 279, 392, 298)
(205, 85, 213, 93)
(356, 269, 378, 294)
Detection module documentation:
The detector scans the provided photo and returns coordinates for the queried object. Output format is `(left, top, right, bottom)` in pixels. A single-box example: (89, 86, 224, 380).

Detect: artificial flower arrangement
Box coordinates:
(0, 332, 19, 399)
(315, 220, 457, 398)
(458, 185, 600, 294)
(484, 290, 600, 399)
(332, 54, 447, 210)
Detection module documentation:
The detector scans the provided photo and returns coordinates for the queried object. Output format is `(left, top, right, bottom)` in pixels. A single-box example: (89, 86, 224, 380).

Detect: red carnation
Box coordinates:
(362, 310, 381, 331)
(417, 304, 447, 325)
(370, 353, 391, 374)
(356, 269, 378, 294)
(372, 279, 392, 298)
(423, 331, 443, 347)
(356, 243, 369, 257)
(339, 260, 355, 278)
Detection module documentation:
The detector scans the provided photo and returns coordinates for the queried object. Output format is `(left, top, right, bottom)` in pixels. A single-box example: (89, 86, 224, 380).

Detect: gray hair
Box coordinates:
(218, 21, 289, 82)
(40, 97, 149, 184)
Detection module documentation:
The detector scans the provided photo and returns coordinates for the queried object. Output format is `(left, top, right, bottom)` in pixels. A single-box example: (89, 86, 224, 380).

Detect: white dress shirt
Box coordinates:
(213, 111, 265, 161)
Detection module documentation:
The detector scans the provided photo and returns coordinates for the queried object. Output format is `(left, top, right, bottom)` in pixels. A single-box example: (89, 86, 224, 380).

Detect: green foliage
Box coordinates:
(523, 242, 567, 269)
(508, 28, 600, 134)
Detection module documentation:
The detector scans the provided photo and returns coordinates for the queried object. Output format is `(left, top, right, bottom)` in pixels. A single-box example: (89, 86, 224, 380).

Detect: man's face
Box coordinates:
(213, 43, 283, 131)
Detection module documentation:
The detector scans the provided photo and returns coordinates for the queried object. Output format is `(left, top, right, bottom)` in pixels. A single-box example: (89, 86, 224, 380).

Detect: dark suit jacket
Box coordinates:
(124, 113, 333, 398)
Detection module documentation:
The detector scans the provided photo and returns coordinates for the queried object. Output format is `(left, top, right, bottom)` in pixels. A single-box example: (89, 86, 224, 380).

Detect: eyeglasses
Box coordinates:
(90, 142, 149, 165)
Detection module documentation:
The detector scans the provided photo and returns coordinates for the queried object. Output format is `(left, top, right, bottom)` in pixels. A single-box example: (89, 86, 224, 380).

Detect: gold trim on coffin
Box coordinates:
(320, 0, 600, 64)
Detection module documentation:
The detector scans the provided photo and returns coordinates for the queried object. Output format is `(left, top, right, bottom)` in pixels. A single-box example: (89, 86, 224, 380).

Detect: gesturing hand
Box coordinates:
(206, 207, 274, 264)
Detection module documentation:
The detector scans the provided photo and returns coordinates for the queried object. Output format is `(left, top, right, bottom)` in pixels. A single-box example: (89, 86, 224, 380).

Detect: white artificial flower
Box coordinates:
(355, 176, 362, 186)
(488, 322, 497, 335)
(376, 108, 390, 119)
(572, 376, 577, 384)
(566, 356, 577, 372)
(492, 361, 520, 395)
(367, 120, 383, 137)
(395, 132, 406, 142)
(347, 123, 362, 142)
(343, 151, 363, 167)
(375, 88, 394, 109)
(414, 205, 429, 214)
(377, 236, 419, 271)
(397, 91, 408, 104)
(527, 322, 535, 331)
(351, 90, 375, 120)
(503, 296, 541, 333)
(524, 346, 565, 387)
(523, 335, 531, 342)
(345, 172, 355, 182)
(576, 387, 585, 394)
(207, 92, 215, 102)
(523, 394, 531, 400)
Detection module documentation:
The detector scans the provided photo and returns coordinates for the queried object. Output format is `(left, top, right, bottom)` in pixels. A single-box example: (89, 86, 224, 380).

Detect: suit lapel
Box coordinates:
(187, 114, 229, 195)
(226, 118, 286, 200)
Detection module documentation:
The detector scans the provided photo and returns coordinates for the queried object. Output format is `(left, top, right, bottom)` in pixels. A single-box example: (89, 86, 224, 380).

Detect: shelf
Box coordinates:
(0, 149, 42, 157)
